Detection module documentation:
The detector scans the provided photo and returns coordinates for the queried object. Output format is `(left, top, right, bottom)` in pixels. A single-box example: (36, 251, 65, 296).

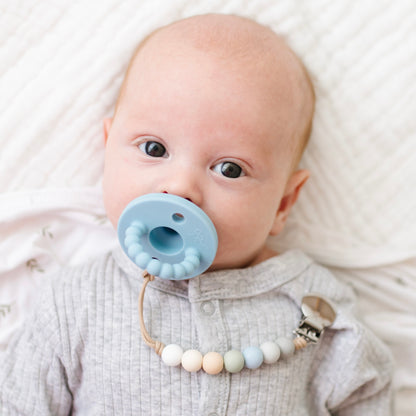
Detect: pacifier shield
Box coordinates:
(117, 193, 218, 280)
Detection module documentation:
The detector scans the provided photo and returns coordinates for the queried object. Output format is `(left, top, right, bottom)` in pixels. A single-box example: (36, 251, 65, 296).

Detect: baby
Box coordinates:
(0, 14, 392, 415)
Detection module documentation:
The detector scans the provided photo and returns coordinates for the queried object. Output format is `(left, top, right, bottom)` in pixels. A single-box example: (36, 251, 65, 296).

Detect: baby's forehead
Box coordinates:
(118, 15, 315, 165)
(124, 17, 304, 109)
(155, 15, 278, 51)
(135, 15, 292, 71)
(127, 15, 312, 106)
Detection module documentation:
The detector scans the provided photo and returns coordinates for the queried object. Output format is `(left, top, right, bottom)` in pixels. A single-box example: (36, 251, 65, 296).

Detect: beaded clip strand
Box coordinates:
(138, 271, 337, 375)
(138, 272, 165, 355)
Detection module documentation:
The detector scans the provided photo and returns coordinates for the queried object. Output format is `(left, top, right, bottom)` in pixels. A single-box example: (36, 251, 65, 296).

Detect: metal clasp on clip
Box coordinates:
(294, 294, 336, 348)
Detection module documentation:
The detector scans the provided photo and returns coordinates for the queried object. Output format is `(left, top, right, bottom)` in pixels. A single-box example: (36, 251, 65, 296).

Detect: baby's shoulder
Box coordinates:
(298, 257, 356, 308)
(51, 251, 117, 289)
(29, 251, 119, 330)
(33, 252, 119, 320)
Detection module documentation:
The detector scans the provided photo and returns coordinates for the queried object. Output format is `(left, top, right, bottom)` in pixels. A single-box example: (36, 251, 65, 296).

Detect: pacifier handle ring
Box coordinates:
(124, 221, 202, 279)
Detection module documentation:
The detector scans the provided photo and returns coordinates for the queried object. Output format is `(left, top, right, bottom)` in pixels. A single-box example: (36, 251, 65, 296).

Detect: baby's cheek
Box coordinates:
(103, 190, 123, 229)
(219, 225, 255, 256)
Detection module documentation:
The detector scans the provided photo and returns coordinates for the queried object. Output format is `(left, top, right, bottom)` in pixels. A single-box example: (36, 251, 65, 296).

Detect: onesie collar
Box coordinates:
(112, 246, 313, 301)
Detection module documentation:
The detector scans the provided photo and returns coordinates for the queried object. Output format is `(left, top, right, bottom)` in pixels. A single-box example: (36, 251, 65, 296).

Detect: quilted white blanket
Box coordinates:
(0, 1, 415, 414)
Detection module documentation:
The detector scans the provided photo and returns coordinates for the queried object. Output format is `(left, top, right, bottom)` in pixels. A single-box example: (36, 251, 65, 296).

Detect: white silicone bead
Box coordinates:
(276, 337, 295, 358)
(161, 344, 183, 367)
(181, 349, 203, 372)
(260, 341, 281, 364)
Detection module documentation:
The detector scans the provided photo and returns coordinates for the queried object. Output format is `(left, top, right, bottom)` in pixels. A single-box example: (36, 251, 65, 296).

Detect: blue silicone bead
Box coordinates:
(180, 260, 196, 274)
(146, 259, 162, 276)
(124, 234, 140, 246)
(127, 243, 142, 258)
(185, 247, 199, 257)
(131, 221, 147, 235)
(185, 255, 200, 267)
(135, 252, 151, 269)
(159, 263, 174, 279)
(243, 346, 264, 369)
(173, 263, 186, 279)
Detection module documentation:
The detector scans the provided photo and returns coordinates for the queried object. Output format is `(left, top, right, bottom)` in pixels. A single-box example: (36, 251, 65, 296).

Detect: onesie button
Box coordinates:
(200, 300, 215, 316)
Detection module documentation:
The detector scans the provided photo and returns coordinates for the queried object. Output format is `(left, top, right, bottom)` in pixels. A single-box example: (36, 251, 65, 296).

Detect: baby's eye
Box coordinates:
(213, 161, 244, 178)
(138, 141, 167, 158)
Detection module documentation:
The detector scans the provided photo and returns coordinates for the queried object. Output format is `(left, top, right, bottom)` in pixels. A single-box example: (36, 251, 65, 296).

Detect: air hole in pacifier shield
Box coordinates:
(172, 213, 185, 222)
(149, 226, 184, 255)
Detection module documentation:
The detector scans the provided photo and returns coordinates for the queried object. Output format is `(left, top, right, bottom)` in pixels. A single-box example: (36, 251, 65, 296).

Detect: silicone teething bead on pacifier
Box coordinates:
(117, 193, 218, 280)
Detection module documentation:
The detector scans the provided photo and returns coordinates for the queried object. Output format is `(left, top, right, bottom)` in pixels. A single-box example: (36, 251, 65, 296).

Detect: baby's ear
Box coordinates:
(103, 118, 113, 144)
(270, 169, 310, 236)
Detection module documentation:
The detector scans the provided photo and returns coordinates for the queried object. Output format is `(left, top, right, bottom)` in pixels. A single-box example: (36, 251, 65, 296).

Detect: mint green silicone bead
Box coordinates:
(224, 350, 245, 373)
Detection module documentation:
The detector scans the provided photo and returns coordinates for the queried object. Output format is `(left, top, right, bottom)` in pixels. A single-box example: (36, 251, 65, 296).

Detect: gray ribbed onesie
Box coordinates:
(0, 249, 393, 415)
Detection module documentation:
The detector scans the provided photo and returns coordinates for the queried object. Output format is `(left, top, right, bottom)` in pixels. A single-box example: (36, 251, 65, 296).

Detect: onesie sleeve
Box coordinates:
(0, 280, 74, 415)
(303, 263, 394, 415)
(310, 313, 394, 415)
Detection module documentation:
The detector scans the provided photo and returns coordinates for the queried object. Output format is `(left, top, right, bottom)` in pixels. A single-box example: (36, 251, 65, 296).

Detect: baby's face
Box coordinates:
(103, 35, 306, 270)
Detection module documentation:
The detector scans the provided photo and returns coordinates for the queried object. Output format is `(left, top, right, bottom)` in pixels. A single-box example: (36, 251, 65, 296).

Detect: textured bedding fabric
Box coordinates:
(0, 0, 415, 414)
(0, 187, 117, 346)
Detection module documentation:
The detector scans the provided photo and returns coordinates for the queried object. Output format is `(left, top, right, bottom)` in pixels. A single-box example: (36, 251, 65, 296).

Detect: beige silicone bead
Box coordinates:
(181, 349, 203, 372)
(202, 352, 224, 375)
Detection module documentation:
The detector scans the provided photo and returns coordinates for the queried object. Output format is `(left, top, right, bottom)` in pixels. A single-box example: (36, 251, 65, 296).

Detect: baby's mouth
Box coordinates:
(117, 193, 218, 280)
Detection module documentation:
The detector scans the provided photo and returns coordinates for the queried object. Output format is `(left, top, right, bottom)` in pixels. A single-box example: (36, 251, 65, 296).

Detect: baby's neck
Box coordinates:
(248, 246, 279, 267)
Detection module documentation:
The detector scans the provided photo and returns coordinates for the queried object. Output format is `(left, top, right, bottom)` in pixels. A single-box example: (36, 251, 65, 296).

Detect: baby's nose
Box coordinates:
(159, 172, 203, 206)
(162, 191, 191, 202)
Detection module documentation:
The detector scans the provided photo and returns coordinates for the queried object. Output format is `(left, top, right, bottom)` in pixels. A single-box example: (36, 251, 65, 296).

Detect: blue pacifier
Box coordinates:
(117, 193, 218, 280)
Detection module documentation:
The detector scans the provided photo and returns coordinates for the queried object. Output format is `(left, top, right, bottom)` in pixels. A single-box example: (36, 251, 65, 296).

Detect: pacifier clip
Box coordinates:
(137, 271, 336, 375)
(118, 193, 336, 375)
